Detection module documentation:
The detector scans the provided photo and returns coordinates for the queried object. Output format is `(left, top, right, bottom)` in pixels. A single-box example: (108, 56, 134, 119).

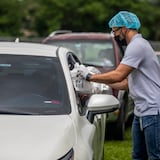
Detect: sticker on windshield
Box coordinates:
(44, 100, 60, 104)
(0, 64, 11, 67)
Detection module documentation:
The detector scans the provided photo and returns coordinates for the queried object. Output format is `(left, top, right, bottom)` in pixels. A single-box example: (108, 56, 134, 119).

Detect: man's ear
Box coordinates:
(122, 26, 127, 32)
(122, 26, 128, 35)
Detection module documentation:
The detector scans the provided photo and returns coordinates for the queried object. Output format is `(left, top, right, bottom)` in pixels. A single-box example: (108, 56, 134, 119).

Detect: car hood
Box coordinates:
(0, 115, 75, 160)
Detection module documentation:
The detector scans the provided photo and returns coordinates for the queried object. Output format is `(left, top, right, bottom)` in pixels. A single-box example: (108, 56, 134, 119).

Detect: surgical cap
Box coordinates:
(108, 11, 141, 30)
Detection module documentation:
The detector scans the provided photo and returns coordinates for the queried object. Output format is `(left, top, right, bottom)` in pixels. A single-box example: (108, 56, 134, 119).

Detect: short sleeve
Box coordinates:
(121, 39, 145, 69)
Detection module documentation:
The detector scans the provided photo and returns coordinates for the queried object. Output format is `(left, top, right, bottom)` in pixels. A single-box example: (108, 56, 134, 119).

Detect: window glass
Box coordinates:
(48, 40, 115, 67)
(0, 55, 71, 115)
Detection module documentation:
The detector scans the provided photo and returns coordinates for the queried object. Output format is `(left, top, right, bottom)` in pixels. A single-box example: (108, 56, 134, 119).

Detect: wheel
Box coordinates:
(105, 93, 128, 140)
(114, 107, 125, 140)
(105, 109, 125, 140)
(101, 148, 104, 160)
(105, 119, 125, 140)
(114, 92, 129, 140)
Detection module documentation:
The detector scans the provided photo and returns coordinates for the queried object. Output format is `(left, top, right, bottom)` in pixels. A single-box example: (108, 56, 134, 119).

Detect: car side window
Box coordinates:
(67, 53, 88, 115)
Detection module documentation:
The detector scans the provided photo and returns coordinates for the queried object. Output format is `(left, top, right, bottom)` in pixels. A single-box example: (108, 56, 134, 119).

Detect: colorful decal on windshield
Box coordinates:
(44, 100, 60, 104)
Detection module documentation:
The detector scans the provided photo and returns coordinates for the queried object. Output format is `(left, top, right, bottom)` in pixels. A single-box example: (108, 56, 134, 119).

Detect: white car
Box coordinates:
(0, 42, 119, 160)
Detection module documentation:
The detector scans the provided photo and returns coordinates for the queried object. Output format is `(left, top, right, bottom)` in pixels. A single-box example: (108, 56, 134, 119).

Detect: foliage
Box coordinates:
(20, 0, 40, 37)
(0, 0, 23, 36)
(104, 127, 132, 160)
(0, 0, 159, 40)
(33, 0, 160, 40)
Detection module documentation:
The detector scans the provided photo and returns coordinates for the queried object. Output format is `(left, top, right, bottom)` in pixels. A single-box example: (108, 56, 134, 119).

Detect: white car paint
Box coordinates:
(0, 115, 75, 159)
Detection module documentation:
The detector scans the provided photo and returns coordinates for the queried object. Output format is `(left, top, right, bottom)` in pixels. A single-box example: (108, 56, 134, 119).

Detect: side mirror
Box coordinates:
(86, 94, 119, 123)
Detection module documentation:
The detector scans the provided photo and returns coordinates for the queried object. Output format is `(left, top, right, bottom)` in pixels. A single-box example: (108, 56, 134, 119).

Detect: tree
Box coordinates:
(0, 0, 23, 36)
(0, 0, 159, 40)
(34, 0, 160, 40)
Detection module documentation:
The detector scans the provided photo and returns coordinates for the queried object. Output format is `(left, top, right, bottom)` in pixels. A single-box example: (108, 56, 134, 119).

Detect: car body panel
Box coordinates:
(0, 115, 75, 159)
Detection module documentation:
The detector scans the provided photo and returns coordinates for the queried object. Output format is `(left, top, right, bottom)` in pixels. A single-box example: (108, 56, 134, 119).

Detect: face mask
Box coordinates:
(114, 35, 127, 46)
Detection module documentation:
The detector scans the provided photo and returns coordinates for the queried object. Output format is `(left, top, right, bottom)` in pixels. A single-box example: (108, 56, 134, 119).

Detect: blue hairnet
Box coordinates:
(108, 11, 141, 30)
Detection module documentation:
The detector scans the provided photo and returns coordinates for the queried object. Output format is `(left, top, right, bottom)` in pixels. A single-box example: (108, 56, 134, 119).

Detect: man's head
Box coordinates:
(108, 11, 141, 46)
(108, 11, 141, 30)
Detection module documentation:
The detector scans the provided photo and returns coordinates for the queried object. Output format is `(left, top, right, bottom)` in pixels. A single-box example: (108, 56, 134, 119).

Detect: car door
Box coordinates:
(67, 52, 106, 160)
(92, 114, 106, 159)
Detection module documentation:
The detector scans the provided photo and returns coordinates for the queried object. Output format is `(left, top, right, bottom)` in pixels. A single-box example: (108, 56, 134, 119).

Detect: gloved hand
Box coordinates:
(70, 63, 93, 93)
(78, 64, 92, 81)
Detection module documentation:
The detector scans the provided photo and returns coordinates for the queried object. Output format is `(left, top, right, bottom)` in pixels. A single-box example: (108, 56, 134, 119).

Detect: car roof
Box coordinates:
(0, 42, 59, 57)
(43, 32, 113, 42)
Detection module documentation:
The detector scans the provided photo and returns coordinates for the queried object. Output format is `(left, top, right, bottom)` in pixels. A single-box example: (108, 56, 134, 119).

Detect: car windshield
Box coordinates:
(48, 40, 115, 67)
(0, 54, 71, 115)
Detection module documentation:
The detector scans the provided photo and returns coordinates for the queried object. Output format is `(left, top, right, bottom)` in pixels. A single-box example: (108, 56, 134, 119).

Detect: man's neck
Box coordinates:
(126, 30, 138, 44)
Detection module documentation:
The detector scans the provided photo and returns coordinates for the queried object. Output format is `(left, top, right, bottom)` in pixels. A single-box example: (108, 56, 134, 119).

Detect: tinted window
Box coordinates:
(0, 55, 70, 115)
(47, 40, 115, 67)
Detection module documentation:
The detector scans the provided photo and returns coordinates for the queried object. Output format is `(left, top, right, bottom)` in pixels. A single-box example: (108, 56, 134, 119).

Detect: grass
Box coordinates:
(104, 127, 132, 160)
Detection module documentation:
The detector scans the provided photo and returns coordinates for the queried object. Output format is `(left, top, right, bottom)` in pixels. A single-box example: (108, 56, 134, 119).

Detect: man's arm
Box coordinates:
(89, 64, 134, 84)
(108, 78, 128, 90)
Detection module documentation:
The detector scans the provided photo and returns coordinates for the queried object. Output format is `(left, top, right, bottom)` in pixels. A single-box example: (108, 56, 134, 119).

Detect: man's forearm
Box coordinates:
(108, 78, 128, 90)
(89, 71, 124, 84)
(88, 64, 133, 85)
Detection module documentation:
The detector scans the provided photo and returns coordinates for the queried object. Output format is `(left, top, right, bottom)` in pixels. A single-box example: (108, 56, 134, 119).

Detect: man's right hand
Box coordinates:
(78, 64, 92, 81)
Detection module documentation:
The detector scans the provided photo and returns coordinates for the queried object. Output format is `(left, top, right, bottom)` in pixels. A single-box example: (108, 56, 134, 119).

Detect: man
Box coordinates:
(79, 11, 160, 160)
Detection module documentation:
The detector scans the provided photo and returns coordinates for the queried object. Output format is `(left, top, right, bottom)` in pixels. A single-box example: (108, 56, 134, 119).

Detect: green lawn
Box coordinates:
(104, 127, 132, 160)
